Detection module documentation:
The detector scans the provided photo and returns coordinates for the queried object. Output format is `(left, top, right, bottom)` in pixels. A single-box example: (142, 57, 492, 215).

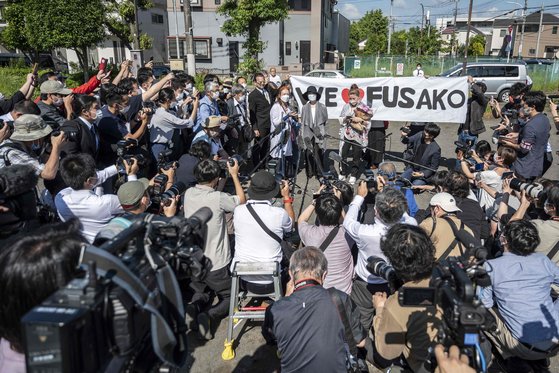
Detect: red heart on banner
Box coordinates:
(341, 88, 365, 103)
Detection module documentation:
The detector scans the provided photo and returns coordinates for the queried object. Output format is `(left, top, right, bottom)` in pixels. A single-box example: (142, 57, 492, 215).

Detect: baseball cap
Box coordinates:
(117, 178, 150, 209)
(429, 192, 462, 213)
(40, 80, 72, 95)
(10, 114, 52, 141)
(204, 115, 221, 129)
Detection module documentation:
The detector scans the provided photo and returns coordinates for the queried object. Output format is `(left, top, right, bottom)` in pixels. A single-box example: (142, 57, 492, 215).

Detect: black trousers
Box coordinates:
(251, 133, 270, 170)
(350, 277, 391, 332)
(341, 139, 363, 177)
(189, 265, 231, 320)
(367, 128, 386, 167)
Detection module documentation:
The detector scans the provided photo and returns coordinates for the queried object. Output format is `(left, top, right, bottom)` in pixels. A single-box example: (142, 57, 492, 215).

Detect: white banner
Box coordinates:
(290, 76, 469, 123)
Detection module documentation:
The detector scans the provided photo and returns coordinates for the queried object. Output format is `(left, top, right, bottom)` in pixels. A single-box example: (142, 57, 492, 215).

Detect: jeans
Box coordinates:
(458, 130, 478, 146)
(401, 167, 427, 186)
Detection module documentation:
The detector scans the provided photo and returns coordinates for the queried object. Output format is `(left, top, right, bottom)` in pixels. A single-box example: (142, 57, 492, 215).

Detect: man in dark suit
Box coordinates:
(400, 122, 441, 186)
(248, 73, 273, 169)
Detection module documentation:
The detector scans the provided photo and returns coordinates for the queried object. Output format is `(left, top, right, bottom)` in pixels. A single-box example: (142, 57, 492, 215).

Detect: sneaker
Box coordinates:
(338, 174, 346, 181)
(348, 176, 357, 185)
(197, 312, 214, 340)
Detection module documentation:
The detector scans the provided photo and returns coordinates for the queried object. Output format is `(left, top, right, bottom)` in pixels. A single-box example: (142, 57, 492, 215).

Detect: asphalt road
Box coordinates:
(183, 113, 559, 373)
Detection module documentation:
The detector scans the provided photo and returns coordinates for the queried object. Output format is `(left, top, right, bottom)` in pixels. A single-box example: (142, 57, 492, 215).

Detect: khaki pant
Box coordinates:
(485, 308, 559, 360)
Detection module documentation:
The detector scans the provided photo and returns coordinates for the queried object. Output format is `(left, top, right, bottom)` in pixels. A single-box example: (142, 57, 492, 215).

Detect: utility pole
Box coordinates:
(461, 0, 473, 75)
(172, 0, 181, 59)
(130, 0, 143, 76)
(535, 3, 544, 58)
(183, 0, 196, 75)
(452, 0, 458, 57)
(427, 10, 431, 39)
(387, 0, 394, 55)
(518, 0, 527, 59)
(419, 2, 424, 55)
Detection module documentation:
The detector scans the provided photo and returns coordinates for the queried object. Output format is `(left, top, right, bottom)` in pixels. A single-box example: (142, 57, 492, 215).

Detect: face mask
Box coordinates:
(185, 83, 193, 90)
(53, 98, 63, 107)
(212, 91, 219, 100)
(349, 99, 357, 106)
(307, 94, 317, 102)
(31, 141, 43, 155)
(280, 94, 290, 103)
(223, 88, 230, 94)
(120, 105, 130, 114)
(177, 92, 186, 101)
(238, 95, 245, 102)
(522, 107, 532, 116)
(241, 83, 247, 89)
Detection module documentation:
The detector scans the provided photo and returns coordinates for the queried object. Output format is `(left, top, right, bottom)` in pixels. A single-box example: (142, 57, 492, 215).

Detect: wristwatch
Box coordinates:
(283, 197, 294, 204)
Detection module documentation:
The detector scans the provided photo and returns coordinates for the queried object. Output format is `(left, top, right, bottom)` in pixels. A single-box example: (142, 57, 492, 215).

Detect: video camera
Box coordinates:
(22, 208, 212, 373)
(367, 240, 492, 372)
(510, 178, 544, 199)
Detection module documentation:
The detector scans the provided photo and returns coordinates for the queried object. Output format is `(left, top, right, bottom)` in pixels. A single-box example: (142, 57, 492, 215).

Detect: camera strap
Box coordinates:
(327, 287, 359, 358)
(246, 204, 282, 244)
(83, 246, 187, 368)
(319, 226, 340, 252)
(440, 217, 466, 260)
(547, 240, 559, 261)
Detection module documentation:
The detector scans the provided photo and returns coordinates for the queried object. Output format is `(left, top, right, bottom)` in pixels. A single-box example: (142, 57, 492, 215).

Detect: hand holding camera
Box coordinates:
(280, 180, 291, 199)
(123, 157, 139, 176)
(226, 157, 240, 177)
(357, 180, 368, 198)
(50, 130, 68, 148)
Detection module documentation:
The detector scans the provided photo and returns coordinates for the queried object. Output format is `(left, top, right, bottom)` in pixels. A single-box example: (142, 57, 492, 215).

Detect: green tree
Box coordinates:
(218, 0, 288, 75)
(390, 30, 408, 55)
(349, 10, 388, 55)
(1, 0, 105, 76)
(103, 0, 153, 50)
(468, 34, 486, 56)
(406, 26, 442, 56)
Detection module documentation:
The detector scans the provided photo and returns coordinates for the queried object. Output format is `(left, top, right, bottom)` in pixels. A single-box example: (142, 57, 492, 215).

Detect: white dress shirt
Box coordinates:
(343, 195, 417, 284)
(232, 200, 292, 283)
(55, 165, 123, 243)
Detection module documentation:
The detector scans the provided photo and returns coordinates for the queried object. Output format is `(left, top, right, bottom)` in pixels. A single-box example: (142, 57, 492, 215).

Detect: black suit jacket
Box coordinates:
(403, 132, 441, 179)
(60, 118, 98, 159)
(248, 88, 272, 136)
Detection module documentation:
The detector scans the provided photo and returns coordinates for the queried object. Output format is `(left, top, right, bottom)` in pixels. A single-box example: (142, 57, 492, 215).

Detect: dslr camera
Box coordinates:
(509, 178, 544, 199)
(0, 119, 14, 131)
(52, 129, 79, 142)
(157, 149, 179, 171)
(149, 173, 187, 214)
(115, 139, 147, 173)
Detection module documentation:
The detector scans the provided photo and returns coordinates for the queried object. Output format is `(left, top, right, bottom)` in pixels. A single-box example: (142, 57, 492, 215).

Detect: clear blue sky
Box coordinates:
(336, 0, 559, 30)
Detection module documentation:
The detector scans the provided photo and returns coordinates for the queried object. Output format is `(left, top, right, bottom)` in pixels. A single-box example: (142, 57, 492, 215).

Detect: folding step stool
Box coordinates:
(221, 261, 282, 360)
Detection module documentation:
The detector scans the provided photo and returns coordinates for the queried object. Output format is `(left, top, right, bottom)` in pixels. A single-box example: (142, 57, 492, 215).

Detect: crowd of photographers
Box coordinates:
(0, 60, 557, 373)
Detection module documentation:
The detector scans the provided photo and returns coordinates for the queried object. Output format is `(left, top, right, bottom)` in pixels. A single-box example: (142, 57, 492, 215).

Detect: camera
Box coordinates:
(0, 119, 14, 131)
(509, 178, 544, 199)
(548, 94, 559, 103)
(116, 139, 148, 173)
(149, 173, 187, 214)
(22, 208, 213, 373)
(364, 169, 377, 190)
(366, 256, 402, 293)
(157, 149, 178, 171)
(454, 140, 474, 158)
(52, 129, 79, 142)
(400, 126, 411, 135)
(502, 108, 519, 126)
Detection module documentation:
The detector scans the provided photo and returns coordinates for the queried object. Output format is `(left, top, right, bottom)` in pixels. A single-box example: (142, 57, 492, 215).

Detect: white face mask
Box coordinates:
(223, 88, 230, 94)
(238, 95, 245, 102)
(349, 99, 357, 106)
(241, 83, 247, 89)
(53, 97, 64, 107)
(185, 83, 193, 90)
(307, 94, 317, 102)
(280, 94, 290, 103)
(212, 91, 219, 100)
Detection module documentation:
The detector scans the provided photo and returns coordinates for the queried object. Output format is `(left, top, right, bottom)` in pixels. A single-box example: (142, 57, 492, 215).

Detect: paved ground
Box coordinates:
(183, 113, 559, 373)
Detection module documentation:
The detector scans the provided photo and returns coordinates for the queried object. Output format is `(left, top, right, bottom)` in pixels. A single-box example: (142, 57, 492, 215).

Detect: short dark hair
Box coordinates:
(157, 87, 175, 104)
(333, 180, 354, 206)
(105, 91, 124, 107)
(171, 79, 185, 90)
(381, 224, 435, 283)
(545, 185, 559, 214)
(235, 76, 247, 83)
(523, 90, 547, 112)
(60, 154, 97, 190)
(0, 218, 83, 353)
(375, 187, 408, 225)
(424, 123, 440, 138)
(137, 67, 153, 77)
(253, 72, 265, 82)
(137, 73, 153, 87)
(497, 146, 517, 167)
(13, 100, 40, 115)
(189, 140, 211, 160)
(474, 82, 487, 94)
(118, 77, 138, 94)
(432, 170, 449, 192)
(474, 140, 492, 158)
(73, 94, 98, 116)
(194, 159, 220, 183)
(203, 74, 220, 84)
(445, 172, 469, 198)
(509, 82, 528, 97)
(315, 194, 342, 226)
(503, 220, 540, 256)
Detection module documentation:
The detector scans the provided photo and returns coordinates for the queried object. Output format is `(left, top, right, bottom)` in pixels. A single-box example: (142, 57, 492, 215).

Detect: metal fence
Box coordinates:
(344, 55, 559, 92)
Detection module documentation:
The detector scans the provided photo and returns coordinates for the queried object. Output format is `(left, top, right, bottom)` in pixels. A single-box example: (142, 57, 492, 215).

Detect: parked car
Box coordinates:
(524, 59, 553, 65)
(0, 53, 68, 72)
(439, 62, 528, 102)
(152, 65, 171, 79)
(305, 69, 349, 78)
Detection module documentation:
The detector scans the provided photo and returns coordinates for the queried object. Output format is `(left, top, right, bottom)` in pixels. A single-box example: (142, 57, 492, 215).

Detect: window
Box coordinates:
(151, 14, 164, 24)
(285, 42, 292, 56)
(194, 38, 211, 60)
(553, 26, 558, 35)
(505, 66, 519, 77)
(323, 72, 337, 78)
(500, 29, 506, 37)
(288, 0, 311, 11)
(215, 0, 221, 4)
(482, 66, 506, 77)
(529, 48, 536, 55)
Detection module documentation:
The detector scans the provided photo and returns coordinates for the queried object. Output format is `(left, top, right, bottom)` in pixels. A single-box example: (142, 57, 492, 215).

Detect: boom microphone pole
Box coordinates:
(324, 134, 438, 173)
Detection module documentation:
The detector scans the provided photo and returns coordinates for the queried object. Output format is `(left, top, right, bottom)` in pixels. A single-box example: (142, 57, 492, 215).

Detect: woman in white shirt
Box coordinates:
(269, 84, 298, 178)
(149, 87, 199, 160)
